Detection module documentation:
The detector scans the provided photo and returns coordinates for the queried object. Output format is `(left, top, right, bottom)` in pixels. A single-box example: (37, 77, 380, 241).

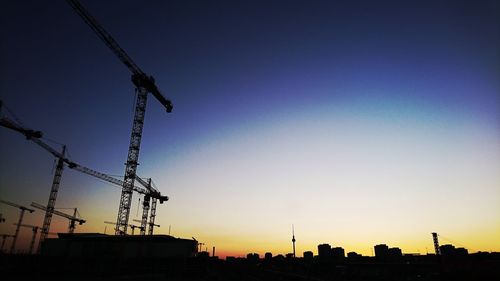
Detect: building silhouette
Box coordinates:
(42, 233, 197, 258)
(264, 252, 272, 262)
(332, 247, 345, 259)
(318, 243, 332, 258)
(374, 244, 389, 258)
(440, 244, 469, 257)
(347, 251, 362, 259)
(303, 251, 314, 260)
(246, 253, 260, 262)
(388, 247, 402, 257)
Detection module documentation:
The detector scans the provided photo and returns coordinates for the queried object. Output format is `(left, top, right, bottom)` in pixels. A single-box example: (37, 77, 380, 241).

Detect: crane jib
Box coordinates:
(66, 0, 173, 113)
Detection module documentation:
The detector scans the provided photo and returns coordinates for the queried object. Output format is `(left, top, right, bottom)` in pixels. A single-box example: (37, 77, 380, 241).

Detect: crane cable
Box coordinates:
(1, 101, 24, 127)
(438, 234, 473, 252)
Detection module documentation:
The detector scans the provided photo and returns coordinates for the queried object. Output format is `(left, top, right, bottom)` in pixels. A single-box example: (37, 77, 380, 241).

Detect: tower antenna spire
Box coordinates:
(292, 224, 296, 258)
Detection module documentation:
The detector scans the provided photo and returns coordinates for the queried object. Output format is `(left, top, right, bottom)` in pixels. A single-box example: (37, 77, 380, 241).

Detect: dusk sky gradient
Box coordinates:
(0, 0, 499, 257)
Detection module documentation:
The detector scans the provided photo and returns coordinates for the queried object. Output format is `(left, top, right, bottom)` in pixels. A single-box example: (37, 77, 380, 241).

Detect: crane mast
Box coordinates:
(140, 194, 151, 235)
(1, 235, 14, 252)
(39, 145, 66, 251)
(135, 177, 164, 235)
(149, 197, 159, 235)
(65, 0, 173, 235)
(432, 232, 440, 255)
(117, 88, 147, 235)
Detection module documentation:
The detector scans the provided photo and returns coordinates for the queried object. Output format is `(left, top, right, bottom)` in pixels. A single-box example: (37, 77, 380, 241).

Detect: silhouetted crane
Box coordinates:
(132, 177, 164, 235)
(432, 232, 440, 255)
(0, 234, 14, 253)
(13, 224, 38, 254)
(1, 103, 71, 251)
(66, 0, 173, 235)
(0, 103, 168, 248)
(12, 223, 58, 254)
(31, 203, 85, 252)
(56, 208, 82, 233)
(133, 219, 160, 235)
(128, 225, 143, 235)
(0, 199, 35, 254)
(31, 202, 86, 234)
(104, 221, 143, 235)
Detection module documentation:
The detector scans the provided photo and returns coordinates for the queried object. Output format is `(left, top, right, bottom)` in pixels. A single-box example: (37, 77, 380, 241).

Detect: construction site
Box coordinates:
(1, 0, 198, 266)
(1, 0, 500, 280)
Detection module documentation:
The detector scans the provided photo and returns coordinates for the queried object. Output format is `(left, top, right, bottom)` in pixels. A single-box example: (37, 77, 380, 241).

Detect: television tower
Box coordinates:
(292, 224, 296, 258)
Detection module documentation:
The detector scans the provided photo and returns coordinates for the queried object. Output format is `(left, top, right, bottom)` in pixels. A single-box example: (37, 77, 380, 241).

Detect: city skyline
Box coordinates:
(1, 0, 499, 258)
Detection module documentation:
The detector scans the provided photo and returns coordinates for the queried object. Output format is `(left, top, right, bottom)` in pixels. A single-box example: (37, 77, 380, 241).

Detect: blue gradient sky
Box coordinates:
(1, 0, 499, 256)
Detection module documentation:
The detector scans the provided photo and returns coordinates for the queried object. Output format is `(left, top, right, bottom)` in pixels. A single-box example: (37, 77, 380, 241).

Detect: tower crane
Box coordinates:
(1, 107, 70, 252)
(31, 202, 85, 234)
(104, 221, 143, 235)
(56, 208, 82, 234)
(0, 234, 14, 253)
(12, 223, 58, 254)
(148, 197, 159, 235)
(127, 225, 143, 236)
(65, 0, 174, 235)
(103, 221, 117, 234)
(103, 221, 117, 233)
(432, 232, 440, 255)
(136, 178, 152, 236)
(134, 177, 164, 235)
(0, 199, 35, 254)
(0, 104, 168, 246)
(133, 219, 160, 235)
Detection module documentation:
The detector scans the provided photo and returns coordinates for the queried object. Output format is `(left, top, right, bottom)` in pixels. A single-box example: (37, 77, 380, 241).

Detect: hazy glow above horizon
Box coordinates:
(144, 97, 500, 256)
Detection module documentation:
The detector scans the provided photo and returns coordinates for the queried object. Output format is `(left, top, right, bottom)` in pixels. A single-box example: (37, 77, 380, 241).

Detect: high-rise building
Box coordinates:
(347, 251, 362, 258)
(303, 251, 314, 260)
(440, 244, 469, 257)
(318, 243, 332, 258)
(439, 244, 456, 256)
(247, 253, 260, 262)
(374, 244, 389, 258)
(331, 247, 345, 259)
(388, 247, 402, 257)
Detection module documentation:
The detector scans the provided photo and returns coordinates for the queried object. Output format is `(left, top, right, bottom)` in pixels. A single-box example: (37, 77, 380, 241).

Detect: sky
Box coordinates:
(0, 0, 499, 257)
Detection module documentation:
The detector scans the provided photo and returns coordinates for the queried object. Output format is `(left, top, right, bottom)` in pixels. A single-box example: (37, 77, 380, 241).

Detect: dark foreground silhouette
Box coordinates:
(1, 251, 499, 281)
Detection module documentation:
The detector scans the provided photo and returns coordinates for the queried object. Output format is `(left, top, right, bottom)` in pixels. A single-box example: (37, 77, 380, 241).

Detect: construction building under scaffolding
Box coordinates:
(41, 233, 198, 259)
